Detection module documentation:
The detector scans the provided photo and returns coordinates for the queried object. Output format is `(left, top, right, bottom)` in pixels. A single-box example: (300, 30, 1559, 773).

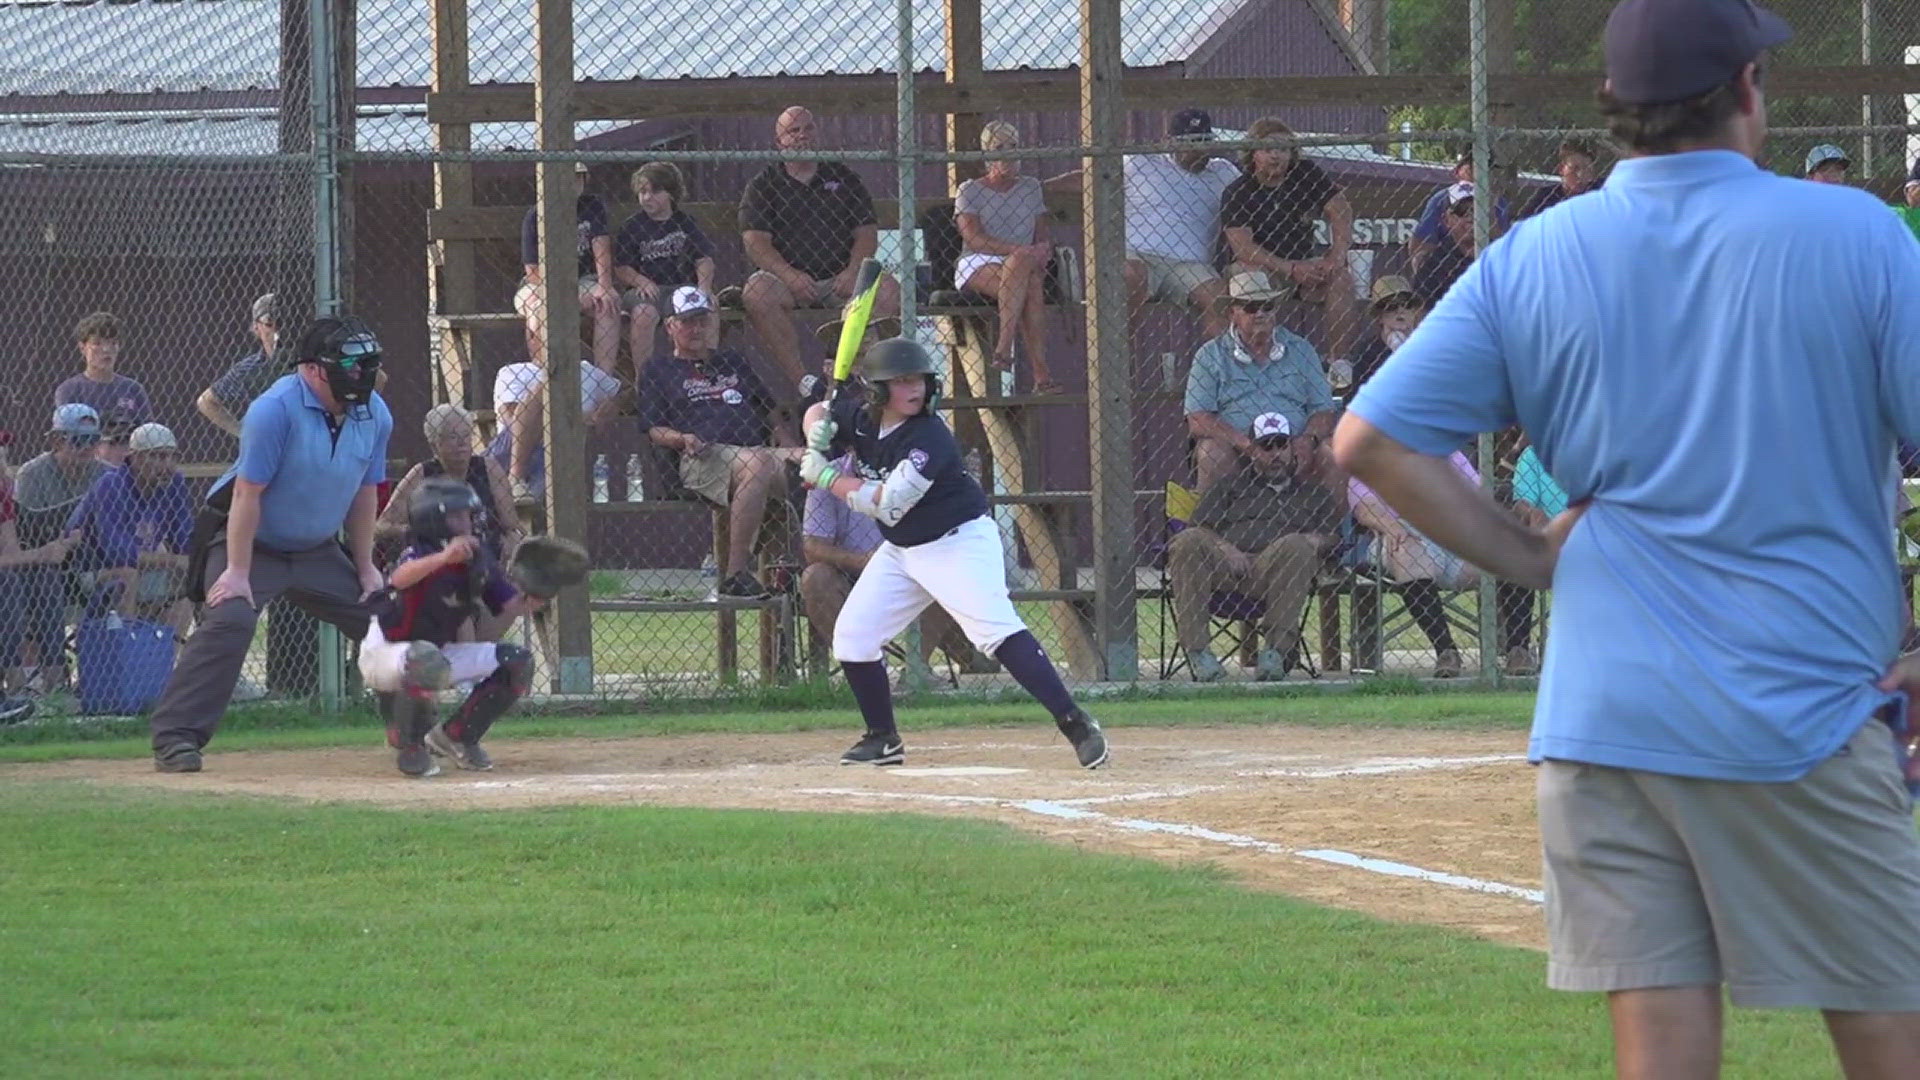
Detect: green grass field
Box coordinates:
(0, 694, 1851, 1076)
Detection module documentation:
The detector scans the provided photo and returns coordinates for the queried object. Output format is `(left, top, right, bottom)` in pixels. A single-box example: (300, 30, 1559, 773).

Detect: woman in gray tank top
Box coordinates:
(953, 122, 1058, 393)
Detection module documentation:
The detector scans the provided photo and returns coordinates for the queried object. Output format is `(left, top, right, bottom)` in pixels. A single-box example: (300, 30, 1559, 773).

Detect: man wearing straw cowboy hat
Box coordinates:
(1183, 270, 1338, 494)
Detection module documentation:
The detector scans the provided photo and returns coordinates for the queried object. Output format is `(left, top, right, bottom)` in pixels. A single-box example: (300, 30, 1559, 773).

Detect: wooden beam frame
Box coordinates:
(424, 64, 1920, 125)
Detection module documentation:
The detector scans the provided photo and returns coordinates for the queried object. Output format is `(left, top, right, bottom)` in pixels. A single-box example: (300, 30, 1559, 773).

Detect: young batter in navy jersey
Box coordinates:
(360, 478, 543, 777)
(801, 337, 1108, 768)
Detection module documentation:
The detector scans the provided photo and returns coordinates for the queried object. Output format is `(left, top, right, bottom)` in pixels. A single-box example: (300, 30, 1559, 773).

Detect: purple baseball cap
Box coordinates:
(1604, 0, 1791, 106)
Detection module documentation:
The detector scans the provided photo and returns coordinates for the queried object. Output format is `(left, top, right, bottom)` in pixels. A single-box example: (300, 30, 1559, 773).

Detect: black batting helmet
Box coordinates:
(408, 477, 483, 544)
(861, 337, 942, 412)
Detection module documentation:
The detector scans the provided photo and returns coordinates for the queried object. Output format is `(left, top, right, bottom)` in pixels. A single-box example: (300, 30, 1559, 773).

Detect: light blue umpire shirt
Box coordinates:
(214, 372, 392, 554)
(1350, 149, 1920, 782)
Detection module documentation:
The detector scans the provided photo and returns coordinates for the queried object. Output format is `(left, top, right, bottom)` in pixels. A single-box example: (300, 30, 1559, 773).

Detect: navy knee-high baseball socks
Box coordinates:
(993, 630, 1076, 718)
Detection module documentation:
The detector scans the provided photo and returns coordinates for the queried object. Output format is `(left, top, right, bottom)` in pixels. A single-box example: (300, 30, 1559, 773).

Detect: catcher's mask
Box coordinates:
(861, 336, 941, 415)
(409, 477, 483, 545)
(289, 314, 383, 409)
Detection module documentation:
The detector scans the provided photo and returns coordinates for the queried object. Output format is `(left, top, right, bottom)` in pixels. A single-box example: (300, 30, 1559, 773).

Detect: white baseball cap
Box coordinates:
(669, 285, 714, 317)
(127, 422, 177, 454)
(1446, 180, 1476, 207)
(1250, 412, 1291, 442)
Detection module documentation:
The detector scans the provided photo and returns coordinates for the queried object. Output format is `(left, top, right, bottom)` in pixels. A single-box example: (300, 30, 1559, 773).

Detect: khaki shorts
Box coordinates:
(677, 443, 752, 506)
(747, 269, 838, 306)
(1129, 252, 1219, 305)
(1540, 717, 1920, 1010)
(512, 274, 598, 322)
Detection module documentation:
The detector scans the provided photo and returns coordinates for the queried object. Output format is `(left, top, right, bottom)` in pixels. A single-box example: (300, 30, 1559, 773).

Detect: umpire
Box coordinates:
(151, 315, 393, 772)
(1335, 0, 1920, 1072)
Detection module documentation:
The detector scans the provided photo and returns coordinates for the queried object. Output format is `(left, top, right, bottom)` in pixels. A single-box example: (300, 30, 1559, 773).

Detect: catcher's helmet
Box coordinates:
(287, 314, 383, 407)
(861, 336, 941, 411)
(409, 477, 483, 544)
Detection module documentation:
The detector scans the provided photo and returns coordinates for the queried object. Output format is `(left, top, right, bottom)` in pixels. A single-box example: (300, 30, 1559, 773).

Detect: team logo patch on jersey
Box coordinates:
(908, 448, 930, 471)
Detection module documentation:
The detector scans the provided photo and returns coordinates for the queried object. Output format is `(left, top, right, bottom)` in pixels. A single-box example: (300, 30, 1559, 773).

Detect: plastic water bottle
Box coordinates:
(700, 553, 719, 600)
(592, 454, 610, 503)
(624, 452, 645, 502)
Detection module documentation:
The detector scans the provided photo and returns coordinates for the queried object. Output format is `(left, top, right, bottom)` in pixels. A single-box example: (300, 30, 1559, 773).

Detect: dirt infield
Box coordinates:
(5, 724, 1547, 948)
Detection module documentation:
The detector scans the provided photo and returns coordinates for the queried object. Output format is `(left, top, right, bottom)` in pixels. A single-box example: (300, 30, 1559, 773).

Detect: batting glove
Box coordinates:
(805, 416, 838, 453)
(799, 448, 839, 489)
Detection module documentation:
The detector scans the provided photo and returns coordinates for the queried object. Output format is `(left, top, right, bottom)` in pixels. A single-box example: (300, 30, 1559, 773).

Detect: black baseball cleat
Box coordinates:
(395, 743, 440, 778)
(840, 732, 905, 766)
(426, 724, 494, 771)
(1057, 708, 1109, 770)
(0, 696, 35, 726)
(154, 742, 203, 773)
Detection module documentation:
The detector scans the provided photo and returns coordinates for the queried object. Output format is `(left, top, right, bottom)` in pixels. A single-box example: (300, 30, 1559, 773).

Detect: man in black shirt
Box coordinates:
(638, 287, 801, 598)
(1168, 412, 1343, 682)
(1522, 138, 1602, 218)
(1221, 117, 1358, 357)
(514, 162, 620, 375)
(738, 106, 900, 397)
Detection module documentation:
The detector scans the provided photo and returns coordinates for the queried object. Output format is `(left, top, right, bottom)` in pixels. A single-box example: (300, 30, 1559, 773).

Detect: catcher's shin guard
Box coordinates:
(379, 690, 438, 749)
(443, 644, 532, 744)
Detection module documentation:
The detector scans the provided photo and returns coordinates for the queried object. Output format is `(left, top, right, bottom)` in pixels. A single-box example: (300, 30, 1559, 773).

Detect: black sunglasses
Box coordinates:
(1233, 300, 1276, 314)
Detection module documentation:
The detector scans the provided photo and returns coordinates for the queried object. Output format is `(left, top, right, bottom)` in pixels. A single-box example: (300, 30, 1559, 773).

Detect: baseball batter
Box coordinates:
(362, 478, 543, 777)
(800, 337, 1107, 769)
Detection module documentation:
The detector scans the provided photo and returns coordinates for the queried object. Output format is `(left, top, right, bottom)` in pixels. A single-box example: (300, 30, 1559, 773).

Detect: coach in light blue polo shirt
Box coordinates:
(149, 315, 393, 774)
(1333, 0, 1920, 1068)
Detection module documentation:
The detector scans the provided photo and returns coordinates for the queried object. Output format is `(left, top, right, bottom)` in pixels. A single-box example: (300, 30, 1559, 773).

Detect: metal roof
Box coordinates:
(0, 110, 630, 155)
(2, 0, 1260, 97)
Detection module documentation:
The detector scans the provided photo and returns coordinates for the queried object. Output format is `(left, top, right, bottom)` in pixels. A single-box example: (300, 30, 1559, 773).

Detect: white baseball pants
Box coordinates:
(359, 621, 505, 692)
(832, 516, 1027, 663)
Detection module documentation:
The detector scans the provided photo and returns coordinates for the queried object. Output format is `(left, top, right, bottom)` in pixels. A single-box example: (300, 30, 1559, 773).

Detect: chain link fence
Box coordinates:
(4, 0, 1920, 719)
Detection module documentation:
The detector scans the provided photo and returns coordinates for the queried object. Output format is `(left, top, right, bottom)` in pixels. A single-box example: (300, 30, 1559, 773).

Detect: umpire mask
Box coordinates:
(294, 315, 384, 408)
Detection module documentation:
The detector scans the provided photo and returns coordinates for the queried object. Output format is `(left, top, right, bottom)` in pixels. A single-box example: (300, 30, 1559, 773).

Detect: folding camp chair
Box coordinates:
(1154, 480, 1319, 681)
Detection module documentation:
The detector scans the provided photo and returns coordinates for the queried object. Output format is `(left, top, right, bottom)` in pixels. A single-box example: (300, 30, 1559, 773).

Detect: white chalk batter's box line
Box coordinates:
(798, 787, 1545, 905)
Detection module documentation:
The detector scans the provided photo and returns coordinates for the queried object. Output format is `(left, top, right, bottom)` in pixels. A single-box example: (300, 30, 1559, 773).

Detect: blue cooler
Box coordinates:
(77, 616, 176, 715)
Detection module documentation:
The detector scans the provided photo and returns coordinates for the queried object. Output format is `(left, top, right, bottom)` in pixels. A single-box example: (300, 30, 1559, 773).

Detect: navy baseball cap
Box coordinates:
(1604, 0, 1791, 106)
(1169, 108, 1213, 140)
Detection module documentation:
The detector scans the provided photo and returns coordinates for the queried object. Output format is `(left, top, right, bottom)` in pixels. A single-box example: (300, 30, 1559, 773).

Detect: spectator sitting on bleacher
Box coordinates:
(10, 403, 105, 693)
(65, 423, 193, 638)
(384, 404, 522, 563)
(954, 120, 1058, 393)
(1522, 138, 1602, 218)
(800, 450, 992, 675)
(55, 312, 152, 469)
(1123, 108, 1238, 337)
(1348, 450, 1537, 678)
(1170, 412, 1343, 684)
(195, 293, 281, 437)
(639, 286, 802, 599)
(1347, 276, 1429, 397)
(1407, 151, 1510, 273)
(1221, 117, 1358, 359)
(1411, 182, 1479, 307)
(616, 162, 716, 374)
(490, 352, 627, 504)
(515, 161, 620, 376)
(0, 448, 72, 717)
(1184, 272, 1338, 493)
(740, 106, 901, 399)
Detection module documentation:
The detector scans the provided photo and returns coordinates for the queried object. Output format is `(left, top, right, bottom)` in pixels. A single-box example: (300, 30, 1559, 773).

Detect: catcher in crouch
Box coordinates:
(800, 337, 1107, 769)
(361, 478, 545, 777)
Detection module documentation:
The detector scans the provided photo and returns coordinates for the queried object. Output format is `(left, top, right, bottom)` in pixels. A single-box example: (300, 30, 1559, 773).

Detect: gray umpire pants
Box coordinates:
(148, 539, 371, 753)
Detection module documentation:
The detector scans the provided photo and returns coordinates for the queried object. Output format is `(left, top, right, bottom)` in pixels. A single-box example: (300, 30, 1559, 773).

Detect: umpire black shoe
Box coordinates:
(840, 732, 905, 766)
(1057, 708, 1109, 770)
(154, 743, 202, 773)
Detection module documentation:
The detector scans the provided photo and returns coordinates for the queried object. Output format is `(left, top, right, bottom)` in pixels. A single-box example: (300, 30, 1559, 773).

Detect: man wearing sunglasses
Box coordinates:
(6, 403, 102, 694)
(1184, 271, 1338, 494)
(149, 315, 393, 774)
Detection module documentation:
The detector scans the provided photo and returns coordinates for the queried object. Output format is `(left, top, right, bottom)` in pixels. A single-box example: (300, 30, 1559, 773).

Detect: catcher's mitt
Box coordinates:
(508, 536, 589, 599)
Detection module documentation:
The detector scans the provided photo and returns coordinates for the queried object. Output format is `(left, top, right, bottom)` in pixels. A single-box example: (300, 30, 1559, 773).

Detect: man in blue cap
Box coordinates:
(1806, 142, 1852, 185)
(1335, 0, 1920, 1073)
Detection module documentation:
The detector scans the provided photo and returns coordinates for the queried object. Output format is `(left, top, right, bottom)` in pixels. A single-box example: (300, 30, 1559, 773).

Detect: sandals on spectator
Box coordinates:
(990, 352, 1016, 373)
(1031, 380, 1068, 396)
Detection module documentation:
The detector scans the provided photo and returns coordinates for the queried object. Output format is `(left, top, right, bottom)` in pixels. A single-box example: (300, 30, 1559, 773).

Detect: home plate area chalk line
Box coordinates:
(798, 786, 1545, 906)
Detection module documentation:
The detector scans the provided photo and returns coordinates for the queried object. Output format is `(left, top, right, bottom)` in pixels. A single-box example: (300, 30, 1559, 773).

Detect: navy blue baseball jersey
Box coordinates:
(374, 541, 517, 647)
(829, 390, 988, 547)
